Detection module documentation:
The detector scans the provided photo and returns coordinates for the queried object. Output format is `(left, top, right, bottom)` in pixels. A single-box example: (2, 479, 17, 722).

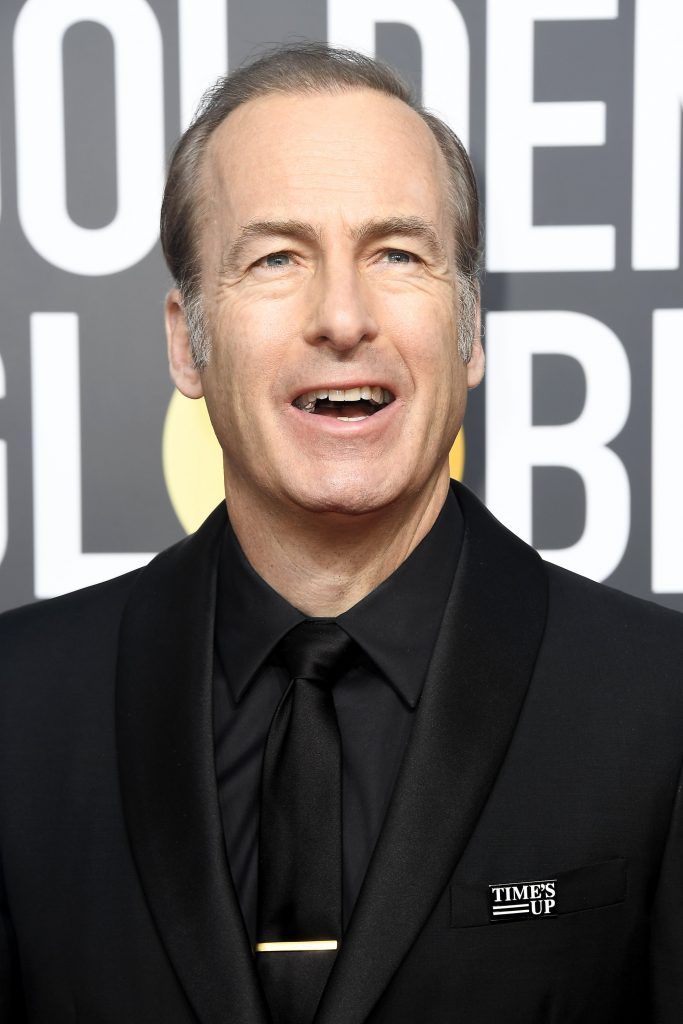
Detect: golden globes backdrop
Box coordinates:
(0, 0, 681, 612)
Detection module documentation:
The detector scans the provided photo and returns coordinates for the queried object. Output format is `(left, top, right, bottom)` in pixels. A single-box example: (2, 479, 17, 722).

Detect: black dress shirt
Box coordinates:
(212, 488, 463, 944)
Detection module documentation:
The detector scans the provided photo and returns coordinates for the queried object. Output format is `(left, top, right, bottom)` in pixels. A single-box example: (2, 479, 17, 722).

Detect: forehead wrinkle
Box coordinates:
(219, 219, 324, 274)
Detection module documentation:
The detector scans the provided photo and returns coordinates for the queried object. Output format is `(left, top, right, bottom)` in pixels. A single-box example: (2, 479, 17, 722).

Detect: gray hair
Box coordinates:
(160, 42, 482, 367)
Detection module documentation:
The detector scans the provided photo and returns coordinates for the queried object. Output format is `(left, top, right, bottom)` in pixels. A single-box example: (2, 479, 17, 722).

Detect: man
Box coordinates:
(1, 42, 682, 1024)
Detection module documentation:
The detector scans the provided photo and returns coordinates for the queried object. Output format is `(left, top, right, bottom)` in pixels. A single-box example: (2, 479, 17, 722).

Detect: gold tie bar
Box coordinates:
(255, 940, 339, 952)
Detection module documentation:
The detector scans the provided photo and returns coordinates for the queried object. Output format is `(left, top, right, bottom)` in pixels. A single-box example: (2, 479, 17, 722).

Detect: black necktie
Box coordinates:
(256, 620, 356, 1024)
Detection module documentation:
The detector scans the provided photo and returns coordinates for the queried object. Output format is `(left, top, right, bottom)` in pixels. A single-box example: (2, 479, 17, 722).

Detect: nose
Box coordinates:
(303, 262, 379, 352)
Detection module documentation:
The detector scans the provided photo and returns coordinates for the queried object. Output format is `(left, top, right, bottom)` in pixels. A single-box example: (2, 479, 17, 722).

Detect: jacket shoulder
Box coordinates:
(542, 560, 683, 686)
(545, 560, 683, 633)
(0, 503, 226, 673)
(0, 569, 142, 667)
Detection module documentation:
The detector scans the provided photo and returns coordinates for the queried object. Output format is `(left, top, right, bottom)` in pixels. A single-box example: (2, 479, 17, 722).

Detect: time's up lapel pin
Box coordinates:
(489, 878, 557, 922)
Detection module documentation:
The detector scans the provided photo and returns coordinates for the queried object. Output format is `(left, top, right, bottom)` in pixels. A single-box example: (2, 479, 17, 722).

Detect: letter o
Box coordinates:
(14, 0, 164, 275)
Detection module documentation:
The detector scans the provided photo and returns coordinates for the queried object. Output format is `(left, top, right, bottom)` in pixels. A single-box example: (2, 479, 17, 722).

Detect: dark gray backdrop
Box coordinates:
(0, 0, 681, 612)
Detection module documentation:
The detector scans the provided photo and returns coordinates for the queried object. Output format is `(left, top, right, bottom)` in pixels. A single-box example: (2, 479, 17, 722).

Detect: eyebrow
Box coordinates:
(220, 220, 323, 275)
(219, 215, 448, 274)
(350, 216, 448, 263)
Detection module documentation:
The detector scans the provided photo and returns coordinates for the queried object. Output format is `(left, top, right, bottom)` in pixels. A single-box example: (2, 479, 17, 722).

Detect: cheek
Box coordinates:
(401, 330, 466, 440)
(204, 307, 290, 423)
(211, 297, 263, 374)
(387, 300, 460, 389)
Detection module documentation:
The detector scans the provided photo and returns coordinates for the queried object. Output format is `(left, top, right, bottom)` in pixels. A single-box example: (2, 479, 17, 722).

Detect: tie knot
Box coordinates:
(277, 620, 356, 686)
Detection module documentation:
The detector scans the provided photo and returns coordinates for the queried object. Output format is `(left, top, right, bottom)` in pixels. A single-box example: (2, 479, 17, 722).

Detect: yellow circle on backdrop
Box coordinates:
(162, 392, 225, 534)
(162, 392, 466, 534)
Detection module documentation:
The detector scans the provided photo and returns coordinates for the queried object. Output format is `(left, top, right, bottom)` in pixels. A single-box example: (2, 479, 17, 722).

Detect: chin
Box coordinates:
(286, 472, 411, 518)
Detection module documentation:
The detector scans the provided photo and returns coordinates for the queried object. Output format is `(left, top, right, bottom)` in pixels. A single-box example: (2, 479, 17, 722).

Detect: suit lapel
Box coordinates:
(116, 504, 270, 1024)
(315, 483, 548, 1024)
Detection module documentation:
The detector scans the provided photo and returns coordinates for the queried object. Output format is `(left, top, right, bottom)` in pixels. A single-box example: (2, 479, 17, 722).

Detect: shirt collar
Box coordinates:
(215, 485, 463, 708)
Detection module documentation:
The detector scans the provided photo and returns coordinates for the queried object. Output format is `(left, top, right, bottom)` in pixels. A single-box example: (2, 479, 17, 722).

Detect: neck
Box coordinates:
(224, 471, 452, 617)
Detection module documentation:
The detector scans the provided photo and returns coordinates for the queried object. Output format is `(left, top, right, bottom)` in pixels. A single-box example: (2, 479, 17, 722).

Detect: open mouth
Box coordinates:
(292, 385, 395, 422)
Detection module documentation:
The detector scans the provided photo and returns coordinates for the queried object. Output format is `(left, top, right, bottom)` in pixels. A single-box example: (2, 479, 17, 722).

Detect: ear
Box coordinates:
(165, 289, 204, 399)
(466, 301, 485, 390)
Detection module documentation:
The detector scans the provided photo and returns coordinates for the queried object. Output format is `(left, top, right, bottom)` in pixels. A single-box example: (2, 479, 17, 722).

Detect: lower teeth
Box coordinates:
(338, 415, 367, 421)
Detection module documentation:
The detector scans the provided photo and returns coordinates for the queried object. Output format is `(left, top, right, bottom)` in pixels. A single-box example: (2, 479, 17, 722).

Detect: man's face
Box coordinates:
(168, 88, 483, 519)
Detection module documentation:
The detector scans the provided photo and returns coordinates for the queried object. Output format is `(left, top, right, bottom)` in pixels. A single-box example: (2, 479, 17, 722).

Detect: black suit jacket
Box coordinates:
(1, 482, 683, 1023)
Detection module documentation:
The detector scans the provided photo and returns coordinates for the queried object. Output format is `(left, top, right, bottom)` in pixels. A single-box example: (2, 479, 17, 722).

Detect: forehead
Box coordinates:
(201, 88, 451, 236)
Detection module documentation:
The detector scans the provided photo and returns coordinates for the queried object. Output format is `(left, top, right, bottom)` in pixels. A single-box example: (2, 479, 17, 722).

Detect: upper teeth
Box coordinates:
(294, 386, 393, 411)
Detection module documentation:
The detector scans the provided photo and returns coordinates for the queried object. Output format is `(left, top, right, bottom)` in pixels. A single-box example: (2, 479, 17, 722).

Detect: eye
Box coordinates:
(256, 251, 293, 270)
(382, 249, 416, 264)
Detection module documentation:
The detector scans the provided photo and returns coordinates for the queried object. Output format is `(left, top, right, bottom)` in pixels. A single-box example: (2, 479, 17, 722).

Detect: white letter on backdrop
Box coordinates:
(14, 0, 164, 276)
(327, 0, 469, 146)
(485, 311, 631, 581)
(486, 0, 617, 272)
(178, 0, 228, 132)
(652, 309, 683, 592)
(632, 0, 682, 270)
(30, 314, 154, 598)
